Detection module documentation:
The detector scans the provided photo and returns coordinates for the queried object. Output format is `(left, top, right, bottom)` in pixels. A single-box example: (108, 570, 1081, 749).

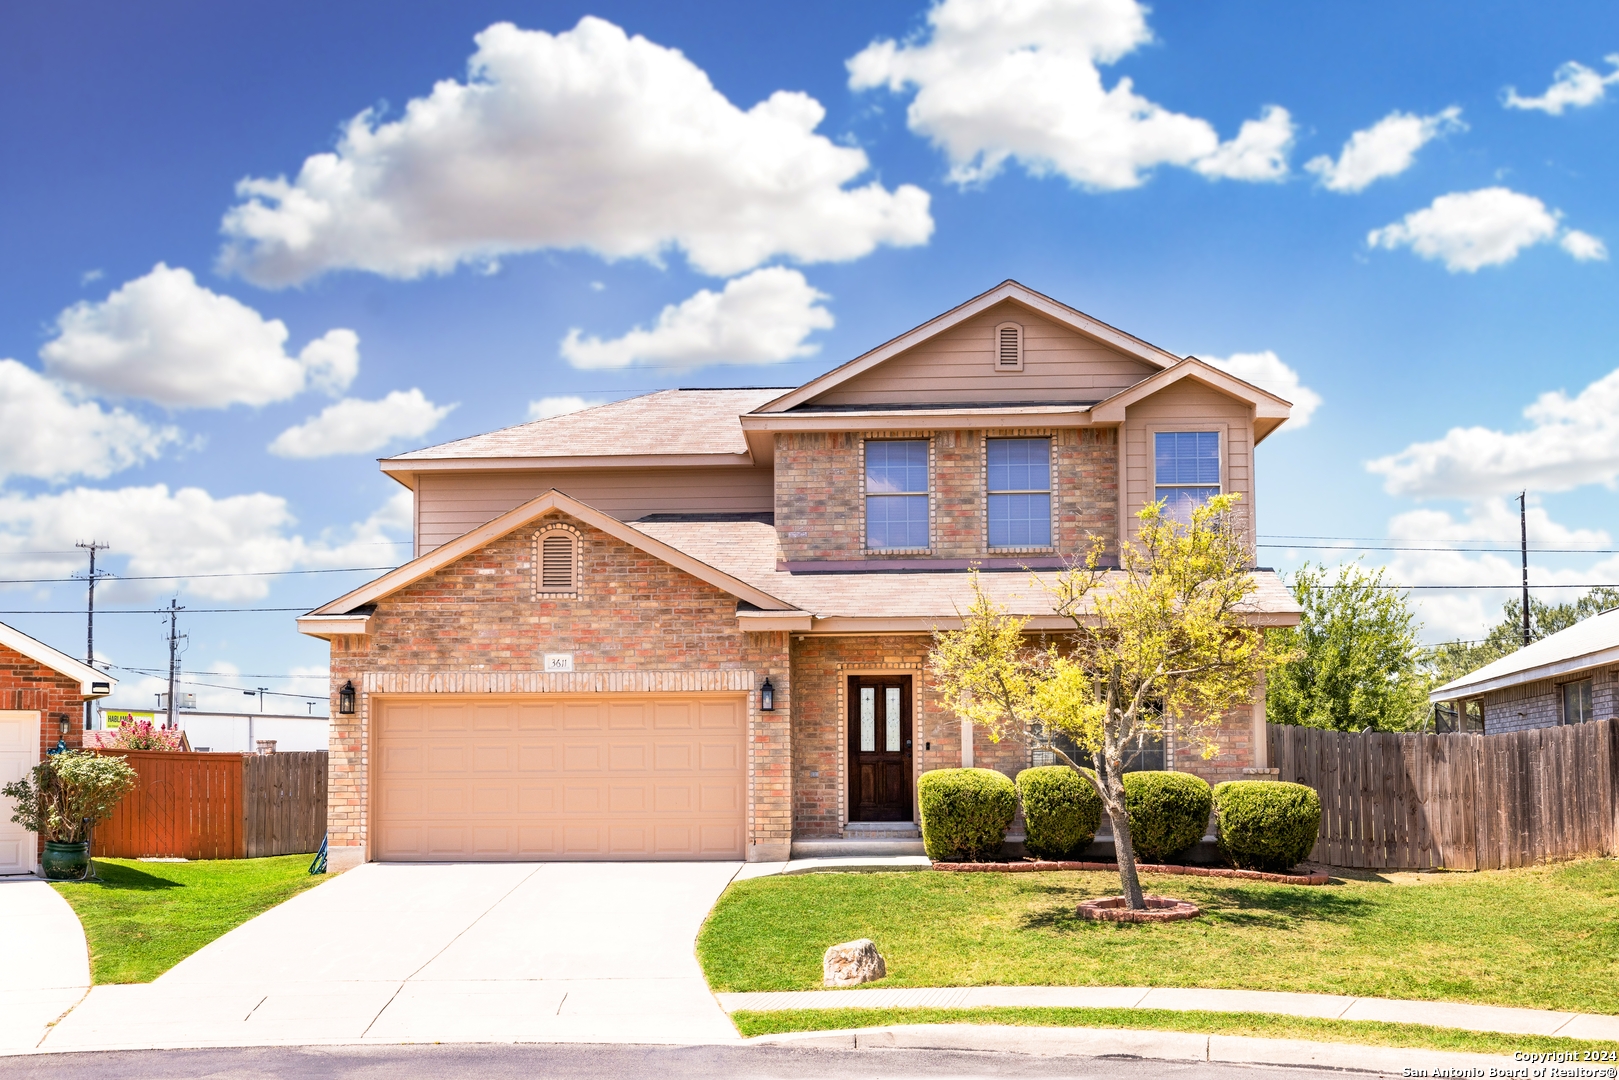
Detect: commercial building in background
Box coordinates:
(98, 707, 330, 753)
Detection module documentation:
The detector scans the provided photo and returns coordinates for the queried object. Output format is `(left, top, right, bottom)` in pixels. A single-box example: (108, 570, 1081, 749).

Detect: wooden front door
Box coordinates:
(848, 676, 912, 821)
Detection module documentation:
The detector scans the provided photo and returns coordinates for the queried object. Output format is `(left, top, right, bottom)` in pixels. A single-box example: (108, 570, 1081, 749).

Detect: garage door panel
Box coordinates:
(375, 694, 744, 862)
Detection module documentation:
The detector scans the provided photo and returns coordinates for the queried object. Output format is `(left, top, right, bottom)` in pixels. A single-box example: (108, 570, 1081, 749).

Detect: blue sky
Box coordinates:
(3, 1, 1618, 711)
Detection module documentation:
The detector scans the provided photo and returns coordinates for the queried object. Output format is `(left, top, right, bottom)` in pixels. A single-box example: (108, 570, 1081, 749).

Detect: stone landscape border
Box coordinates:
(1076, 895, 1202, 922)
(930, 860, 1330, 885)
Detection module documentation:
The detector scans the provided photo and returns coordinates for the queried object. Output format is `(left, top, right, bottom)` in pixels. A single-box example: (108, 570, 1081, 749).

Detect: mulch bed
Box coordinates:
(930, 860, 1331, 885)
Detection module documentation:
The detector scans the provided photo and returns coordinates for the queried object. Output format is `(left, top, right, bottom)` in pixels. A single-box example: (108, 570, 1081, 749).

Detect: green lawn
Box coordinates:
(52, 856, 327, 984)
(698, 859, 1619, 1014)
(731, 1006, 1619, 1058)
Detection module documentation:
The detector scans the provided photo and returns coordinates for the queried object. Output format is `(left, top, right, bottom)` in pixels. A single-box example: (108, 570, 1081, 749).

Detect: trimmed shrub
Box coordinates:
(1214, 780, 1322, 872)
(1016, 766, 1103, 859)
(917, 768, 1017, 862)
(1121, 770, 1213, 862)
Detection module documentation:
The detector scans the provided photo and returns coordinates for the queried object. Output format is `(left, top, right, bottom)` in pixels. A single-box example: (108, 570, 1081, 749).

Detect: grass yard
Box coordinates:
(730, 1006, 1619, 1058)
(698, 859, 1619, 1015)
(52, 855, 327, 984)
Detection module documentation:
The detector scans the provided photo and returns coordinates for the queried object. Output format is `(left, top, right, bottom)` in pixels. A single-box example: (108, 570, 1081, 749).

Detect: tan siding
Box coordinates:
(811, 302, 1160, 406)
(417, 467, 774, 553)
(1122, 380, 1256, 544)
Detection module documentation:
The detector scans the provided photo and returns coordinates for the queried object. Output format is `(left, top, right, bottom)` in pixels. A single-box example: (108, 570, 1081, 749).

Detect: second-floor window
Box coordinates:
(866, 439, 929, 549)
(987, 437, 1051, 548)
(1154, 431, 1220, 523)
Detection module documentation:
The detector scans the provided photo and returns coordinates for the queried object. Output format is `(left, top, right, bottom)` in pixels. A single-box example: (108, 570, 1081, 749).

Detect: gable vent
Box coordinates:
(540, 533, 576, 591)
(995, 322, 1024, 371)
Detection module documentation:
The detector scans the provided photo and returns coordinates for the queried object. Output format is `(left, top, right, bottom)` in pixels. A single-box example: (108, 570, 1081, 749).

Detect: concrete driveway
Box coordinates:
(40, 861, 748, 1052)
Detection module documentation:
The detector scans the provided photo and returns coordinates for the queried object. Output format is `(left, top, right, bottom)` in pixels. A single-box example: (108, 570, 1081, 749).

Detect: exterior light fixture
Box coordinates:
(49, 714, 69, 755)
(759, 678, 775, 712)
(91, 681, 110, 695)
(338, 681, 357, 715)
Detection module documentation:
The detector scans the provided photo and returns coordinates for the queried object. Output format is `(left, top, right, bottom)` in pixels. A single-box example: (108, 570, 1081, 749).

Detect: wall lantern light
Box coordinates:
(759, 678, 775, 712)
(338, 681, 357, 715)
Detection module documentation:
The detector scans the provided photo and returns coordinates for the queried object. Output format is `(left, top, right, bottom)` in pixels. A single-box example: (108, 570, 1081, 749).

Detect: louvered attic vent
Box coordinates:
(995, 322, 1023, 371)
(539, 531, 577, 592)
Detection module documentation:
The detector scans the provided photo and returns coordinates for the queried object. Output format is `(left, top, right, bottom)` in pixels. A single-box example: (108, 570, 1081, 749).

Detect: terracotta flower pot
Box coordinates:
(42, 840, 90, 880)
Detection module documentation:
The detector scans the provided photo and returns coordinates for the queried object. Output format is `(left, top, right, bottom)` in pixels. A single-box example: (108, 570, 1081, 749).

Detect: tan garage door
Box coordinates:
(373, 694, 745, 861)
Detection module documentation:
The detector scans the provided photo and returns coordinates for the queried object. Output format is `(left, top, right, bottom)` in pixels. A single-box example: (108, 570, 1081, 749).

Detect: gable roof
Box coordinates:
(0, 621, 114, 697)
(753, 280, 1183, 415)
(380, 388, 785, 481)
(297, 489, 795, 638)
(1090, 357, 1293, 442)
(1430, 607, 1619, 701)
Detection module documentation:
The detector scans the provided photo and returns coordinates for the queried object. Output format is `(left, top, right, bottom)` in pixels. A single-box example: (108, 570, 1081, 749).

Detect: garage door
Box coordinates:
(0, 712, 40, 875)
(373, 694, 745, 861)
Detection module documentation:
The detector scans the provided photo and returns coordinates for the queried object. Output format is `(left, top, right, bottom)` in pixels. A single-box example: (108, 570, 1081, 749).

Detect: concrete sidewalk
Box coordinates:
(0, 877, 90, 1053)
(719, 984, 1619, 1041)
(36, 862, 744, 1053)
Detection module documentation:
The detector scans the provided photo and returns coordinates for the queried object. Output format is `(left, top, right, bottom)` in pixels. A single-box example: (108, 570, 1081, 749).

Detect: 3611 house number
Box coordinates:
(544, 653, 574, 673)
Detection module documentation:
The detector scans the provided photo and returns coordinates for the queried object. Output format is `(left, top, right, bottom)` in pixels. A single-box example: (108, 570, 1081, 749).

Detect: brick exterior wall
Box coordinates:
(325, 509, 791, 864)
(1, 643, 86, 762)
(1479, 668, 1619, 734)
(774, 428, 1118, 564)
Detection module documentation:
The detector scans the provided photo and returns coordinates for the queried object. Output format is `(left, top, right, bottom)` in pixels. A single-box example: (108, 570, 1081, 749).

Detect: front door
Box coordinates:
(848, 676, 912, 821)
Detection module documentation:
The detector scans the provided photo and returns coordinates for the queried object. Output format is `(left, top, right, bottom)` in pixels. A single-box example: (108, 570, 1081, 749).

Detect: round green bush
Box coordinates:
(917, 768, 1017, 862)
(1213, 780, 1322, 872)
(1015, 766, 1103, 859)
(1121, 770, 1213, 862)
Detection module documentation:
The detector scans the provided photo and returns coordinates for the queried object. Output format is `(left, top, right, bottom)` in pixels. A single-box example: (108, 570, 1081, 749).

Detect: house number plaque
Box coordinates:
(544, 653, 574, 672)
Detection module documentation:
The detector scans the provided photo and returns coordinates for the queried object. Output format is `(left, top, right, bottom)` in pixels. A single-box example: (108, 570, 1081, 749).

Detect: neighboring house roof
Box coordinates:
(0, 621, 115, 697)
(297, 490, 799, 639)
(380, 388, 785, 482)
(754, 280, 1183, 415)
(1430, 607, 1619, 701)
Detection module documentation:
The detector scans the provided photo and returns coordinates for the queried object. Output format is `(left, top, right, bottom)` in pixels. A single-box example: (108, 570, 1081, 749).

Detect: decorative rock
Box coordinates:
(1076, 895, 1202, 923)
(823, 938, 887, 987)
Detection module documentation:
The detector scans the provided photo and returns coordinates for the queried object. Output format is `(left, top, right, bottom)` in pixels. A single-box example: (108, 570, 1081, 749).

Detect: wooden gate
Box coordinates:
(1269, 720, 1619, 870)
(93, 750, 327, 860)
(93, 749, 245, 859)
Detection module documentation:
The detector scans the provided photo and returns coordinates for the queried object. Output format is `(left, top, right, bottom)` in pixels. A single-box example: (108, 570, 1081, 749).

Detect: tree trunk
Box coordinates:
(1092, 748, 1146, 910)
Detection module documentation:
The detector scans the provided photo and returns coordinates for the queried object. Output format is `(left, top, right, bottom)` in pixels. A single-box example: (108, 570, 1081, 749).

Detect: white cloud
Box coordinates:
(80, 269, 103, 285)
(0, 487, 412, 602)
(1503, 56, 1619, 115)
(1200, 351, 1322, 429)
(846, 0, 1294, 190)
(268, 389, 455, 458)
(1377, 500, 1618, 641)
(560, 267, 833, 370)
(1367, 187, 1602, 272)
(1560, 230, 1609, 262)
(218, 18, 932, 286)
(1368, 366, 1619, 498)
(41, 264, 359, 408)
(0, 360, 180, 482)
(527, 396, 604, 421)
(1305, 107, 1465, 193)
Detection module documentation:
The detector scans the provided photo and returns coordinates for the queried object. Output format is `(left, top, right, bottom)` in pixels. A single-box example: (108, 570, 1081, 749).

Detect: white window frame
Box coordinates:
(985, 434, 1055, 551)
(1152, 429, 1223, 520)
(862, 437, 932, 554)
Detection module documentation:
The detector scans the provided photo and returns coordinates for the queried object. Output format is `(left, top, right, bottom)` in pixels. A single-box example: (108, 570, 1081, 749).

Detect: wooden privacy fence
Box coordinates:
(1269, 720, 1619, 870)
(92, 750, 327, 860)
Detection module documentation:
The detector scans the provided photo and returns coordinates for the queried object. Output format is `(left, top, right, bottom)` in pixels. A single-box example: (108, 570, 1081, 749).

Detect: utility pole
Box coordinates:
(76, 541, 110, 734)
(165, 599, 185, 730)
(1519, 491, 1532, 647)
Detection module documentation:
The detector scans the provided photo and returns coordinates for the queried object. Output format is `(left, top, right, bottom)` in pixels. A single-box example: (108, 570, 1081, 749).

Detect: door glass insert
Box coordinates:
(885, 687, 901, 752)
(860, 687, 876, 752)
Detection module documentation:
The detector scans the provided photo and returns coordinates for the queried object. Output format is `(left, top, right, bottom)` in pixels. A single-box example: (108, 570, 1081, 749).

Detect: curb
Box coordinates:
(931, 860, 1331, 884)
(746, 1022, 1517, 1075)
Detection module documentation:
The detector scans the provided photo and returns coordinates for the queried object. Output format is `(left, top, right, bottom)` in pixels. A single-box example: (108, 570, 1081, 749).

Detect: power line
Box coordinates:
(1260, 543, 1619, 554)
(114, 665, 326, 680)
(0, 541, 411, 558)
(0, 606, 312, 614)
(0, 565, 397, 585)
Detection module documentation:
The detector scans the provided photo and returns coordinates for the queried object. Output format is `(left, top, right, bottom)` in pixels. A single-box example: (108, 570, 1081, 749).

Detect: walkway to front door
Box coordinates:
(848, 675, 912, 821)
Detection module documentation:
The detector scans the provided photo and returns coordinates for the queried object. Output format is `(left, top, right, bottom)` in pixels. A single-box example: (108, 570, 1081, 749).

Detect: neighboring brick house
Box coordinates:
(1430, 608, 1619, 735)
(0, 621, 116, 875)
(299, 280, 1301, 869)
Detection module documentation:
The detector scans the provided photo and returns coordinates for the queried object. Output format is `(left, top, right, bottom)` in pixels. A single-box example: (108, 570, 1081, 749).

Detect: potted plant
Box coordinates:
(3, 750, 138, 879)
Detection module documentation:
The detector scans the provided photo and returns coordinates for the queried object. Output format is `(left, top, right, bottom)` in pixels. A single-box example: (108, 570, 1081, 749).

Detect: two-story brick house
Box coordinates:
(299, 281, 1300, 869)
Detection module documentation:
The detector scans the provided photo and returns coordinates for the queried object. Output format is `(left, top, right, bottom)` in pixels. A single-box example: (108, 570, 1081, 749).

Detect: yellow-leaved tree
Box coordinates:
(929, 494, 1287, 910)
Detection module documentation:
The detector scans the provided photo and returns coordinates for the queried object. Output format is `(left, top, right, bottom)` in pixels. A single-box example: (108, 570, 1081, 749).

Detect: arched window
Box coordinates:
(533, 524, 580, 598)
